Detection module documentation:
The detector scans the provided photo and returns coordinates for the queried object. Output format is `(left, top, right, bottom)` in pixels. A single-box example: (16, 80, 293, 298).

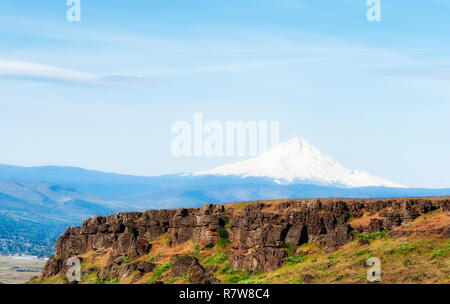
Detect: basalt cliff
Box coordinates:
(36, 197, 450, 284)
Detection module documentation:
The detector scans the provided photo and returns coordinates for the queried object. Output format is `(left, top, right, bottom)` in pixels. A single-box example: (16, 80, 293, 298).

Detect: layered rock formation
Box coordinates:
(41, 197, 450, 281)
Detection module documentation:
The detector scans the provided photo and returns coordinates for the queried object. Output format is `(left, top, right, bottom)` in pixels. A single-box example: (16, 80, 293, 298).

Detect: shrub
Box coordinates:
(203, 252, 230, 265)
(218, 228, 229, 239)
(103, 278, 119, 284)
(153, 262, 173, 277)
(353, 230, 388, 241)
(99, 275, 119, 284)
(282, 241, 291, 249)
(328, 252, 340, 260)
(284, 252, 307, 265)
(190, 245, 202, 259)
(226, 274, 251, 284)
(355, 249, 372, 256)
(397, 243, 419, 255)
(224, 218, 231, 228)
(220, 264, 241, 275)
(217, 238, 231, 248)
(281, 241, 294, 256)
(216, 229, 231, 249)
(148, 252, 162, 263)
(430, 249, 444, 259)
(146, 262, 173, 284)
(122, 256, 132, 264)
(224, 269, 255, 284)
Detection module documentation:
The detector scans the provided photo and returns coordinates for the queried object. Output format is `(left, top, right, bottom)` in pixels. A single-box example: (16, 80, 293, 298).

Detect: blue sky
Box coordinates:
(0, 0, 449, 188)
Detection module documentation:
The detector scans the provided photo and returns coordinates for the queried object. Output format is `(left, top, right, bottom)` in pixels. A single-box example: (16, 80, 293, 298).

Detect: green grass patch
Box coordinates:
(90, 277, 101, 284)
(236, 277, 268, 284)
(224, 269, 257, 284)
(397, 243, 419, 255)
(226, 274, 250, 284)
(220, 264, 241, 275)
(122, 256, 132, 264)
(430, 249, 445, 259)
(98, 273, 119, 284)
(83, 271, 100, 284)
(148, 252, 163, 263)
(153, 262, 173, 278)
(282, 241, 293, 256)
(190, 245, 202, 259)
(328, 252, 341, 260)
(216, 232, 231, 249)
(224, 218, 231, 228)
(217, 238, 231, 248)
(32, 275, 64, 285)
(358, 257, 369, 265)
(355, 249, 372, 256)
(218, 228, 229, 239)
(284, 252, 307, 265)
(146, 262, 173, 284)
(353, 230, 388, 241)
(103, 278, 119, 284)
(203, 252, 230, 265)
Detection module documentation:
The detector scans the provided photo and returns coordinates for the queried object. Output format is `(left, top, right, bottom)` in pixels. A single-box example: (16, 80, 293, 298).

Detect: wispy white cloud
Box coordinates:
(0, 60, 161, 87)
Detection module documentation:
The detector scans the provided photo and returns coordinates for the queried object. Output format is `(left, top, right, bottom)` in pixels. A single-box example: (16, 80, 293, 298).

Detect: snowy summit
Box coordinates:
(197, 137, 405, 188)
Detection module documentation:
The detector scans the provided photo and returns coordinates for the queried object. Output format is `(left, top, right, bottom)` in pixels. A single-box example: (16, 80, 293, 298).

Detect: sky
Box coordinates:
(0, 0, 449, 188)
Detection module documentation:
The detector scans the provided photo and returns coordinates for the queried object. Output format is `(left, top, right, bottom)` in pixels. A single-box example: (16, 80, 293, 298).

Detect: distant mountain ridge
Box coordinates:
(0, 161, 449, 256)
(0, 178, 134, 257)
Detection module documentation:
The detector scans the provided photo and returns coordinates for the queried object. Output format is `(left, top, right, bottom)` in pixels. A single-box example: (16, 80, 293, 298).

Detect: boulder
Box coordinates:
(41, 256, 63, 278)
(229, 248, 287, 273)
(128, 239, 152, 259)
(171, 255, 209, 284)
(365, 219, 384, 233)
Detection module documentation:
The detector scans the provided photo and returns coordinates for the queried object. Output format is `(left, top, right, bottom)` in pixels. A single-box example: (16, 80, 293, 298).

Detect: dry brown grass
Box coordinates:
(392, 211, 450, 235)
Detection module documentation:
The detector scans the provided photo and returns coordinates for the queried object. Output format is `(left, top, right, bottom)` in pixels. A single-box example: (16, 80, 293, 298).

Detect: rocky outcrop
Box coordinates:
(230, 248, 287, 273)
(41, 197, 450, 281)
(117, 261, 156, 281)
(193, 204, 227, 249)
(171, 255, 216, 284)
(42, 256, 64, 279)
(97, 257, 156, 282)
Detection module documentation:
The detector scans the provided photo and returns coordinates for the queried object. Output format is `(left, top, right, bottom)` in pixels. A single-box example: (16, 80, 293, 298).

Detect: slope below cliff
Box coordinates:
(34, 197, 450, 284)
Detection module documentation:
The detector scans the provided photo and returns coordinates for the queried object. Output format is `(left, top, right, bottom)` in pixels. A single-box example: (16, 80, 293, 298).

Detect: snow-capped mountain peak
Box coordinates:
(196, 137, 405, 188)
